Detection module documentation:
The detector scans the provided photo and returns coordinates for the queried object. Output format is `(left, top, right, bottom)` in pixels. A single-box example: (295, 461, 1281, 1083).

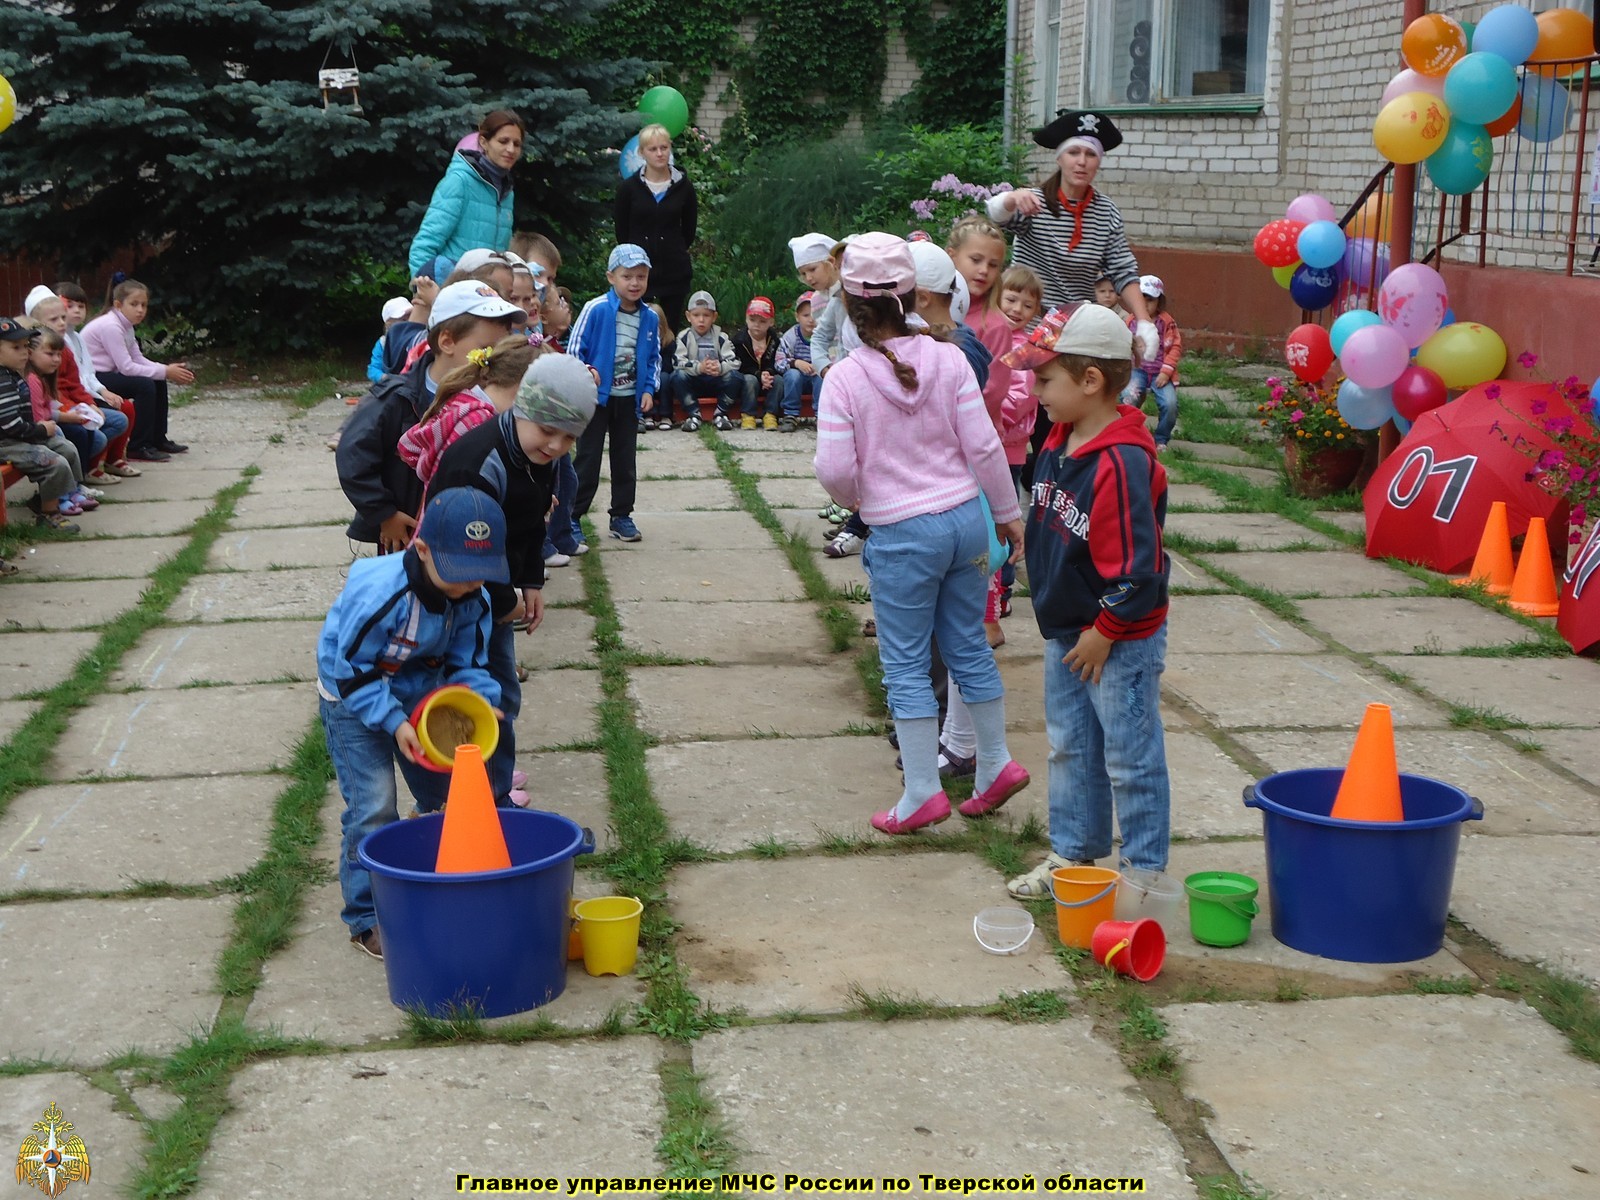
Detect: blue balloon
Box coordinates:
(1289, 264, 1339, 311)
(1342, 238, 1390, 289)
(619, 134, 643, 179)
(1517, 74, 1571, 144)
(1440, 308, 1456, 328)
(1591, 375, 1600, 401)
(1471, 4, 1540, 65)
(1443, 52, 1520, 125)
(1329, 309, 1383, 356)
(1296, 220, 1346, 270)
(1337, 379, 1396, 431)
(1426, 121, 1493, 195)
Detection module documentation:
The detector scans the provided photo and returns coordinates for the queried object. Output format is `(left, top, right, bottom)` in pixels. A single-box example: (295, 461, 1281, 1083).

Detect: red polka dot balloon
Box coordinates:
(1254, 219, 1308, 268)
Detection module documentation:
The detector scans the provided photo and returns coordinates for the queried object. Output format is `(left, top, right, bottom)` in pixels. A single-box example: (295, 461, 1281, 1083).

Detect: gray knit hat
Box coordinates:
(512, 352, 598, 436)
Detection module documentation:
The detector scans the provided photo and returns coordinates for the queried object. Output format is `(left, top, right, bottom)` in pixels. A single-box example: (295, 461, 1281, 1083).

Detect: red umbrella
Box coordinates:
(1558, 521, 1600, 655)
(1364, 381, 1577, 574)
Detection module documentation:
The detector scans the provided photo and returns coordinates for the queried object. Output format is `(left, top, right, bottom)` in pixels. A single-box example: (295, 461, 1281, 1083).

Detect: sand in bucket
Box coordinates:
(425, 706, 476, 757)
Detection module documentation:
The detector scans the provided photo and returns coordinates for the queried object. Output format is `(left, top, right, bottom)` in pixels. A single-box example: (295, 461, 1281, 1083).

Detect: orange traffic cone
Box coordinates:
(1508, 516, 1561, 617)
(1451, 501, 1513, 595)
(434, 743, 512, 873)
(1330, 703, 1404, 823)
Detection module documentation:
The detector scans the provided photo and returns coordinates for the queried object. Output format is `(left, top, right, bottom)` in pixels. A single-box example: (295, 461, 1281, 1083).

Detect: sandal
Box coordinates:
(106, 461, 141, 477)
(1006, 853, 1079, 900)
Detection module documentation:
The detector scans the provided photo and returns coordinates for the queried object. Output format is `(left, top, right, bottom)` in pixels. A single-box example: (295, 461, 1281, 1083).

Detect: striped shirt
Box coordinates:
(987, 189, 1140, 312)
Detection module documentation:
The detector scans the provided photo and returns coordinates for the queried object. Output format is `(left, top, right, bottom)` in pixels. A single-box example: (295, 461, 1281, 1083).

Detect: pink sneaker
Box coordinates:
(870, 792, 952, 835)
(959, 760, 1031, 818)
(512, 770, 528, 790)
(508, 788, 531, 808)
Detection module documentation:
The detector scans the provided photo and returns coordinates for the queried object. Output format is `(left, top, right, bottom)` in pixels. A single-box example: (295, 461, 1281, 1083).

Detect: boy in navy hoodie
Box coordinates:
(1000, 302, 1171, 899)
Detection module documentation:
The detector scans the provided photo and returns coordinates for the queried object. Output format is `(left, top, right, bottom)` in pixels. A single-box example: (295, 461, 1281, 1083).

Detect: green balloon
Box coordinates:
(639, 85, 689, 138)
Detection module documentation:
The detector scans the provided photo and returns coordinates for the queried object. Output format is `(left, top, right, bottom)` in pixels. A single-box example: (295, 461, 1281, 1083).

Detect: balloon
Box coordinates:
(1528, 8, 1595, 75)
(1290, 264, 1340, 311)
(1378, 262, 1449, 347)
(1516, 73, 1571, 142)
(1415, 322, 1507, 389)
(1340, 324, 1411, 389)
(1253, 219, 1306, 268)
(1271, 263, 1298, 289)
(1391, 365, 1450, 421)
(1472, 4, 1541, 64)
(1425, 121, 1494, 195)
(1285, 323, 1336, 384)
(1393, 413, 1413, 437)
(1486, 93, 1523, 137)
(1329, 309, 1383, 356)
(1337, 379, 1398, 430)
(618, 134, 644, 179)
(1442, 53, 1520, 125)
(1342, 237, 1391, 288)
(1382, 68, 1446, 105)
(1373, 92, 1452, 164)
(638, 85, 689, 137)
(1296, 220, 1346, 270)
(1403, 13, 1469, 75)
(0, 74, 13, 135)
(1440, 308, 1456, 328)
(1286, 193, 1337, 225)
(1349, 193, 1392, 242)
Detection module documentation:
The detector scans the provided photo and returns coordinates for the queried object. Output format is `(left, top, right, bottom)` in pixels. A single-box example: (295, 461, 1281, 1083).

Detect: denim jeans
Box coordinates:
(486, 620, 520, 802)
(1042, 626, 1170, 871)
(780, 368, 818, 418)
(667, 370, 743, 422)
(58, 421, 107, 471)
(741, 373, 779, 416)
(1123, 369, 1178, 446)
(861, 497, 1001, 720)
(543, 454, 580, 558)
(322, 694, 452, 936)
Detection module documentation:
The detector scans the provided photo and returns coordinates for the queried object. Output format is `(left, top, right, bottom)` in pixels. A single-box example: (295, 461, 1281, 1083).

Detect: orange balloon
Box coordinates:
(1402, 13, 1468, 76)
(1350, 192, 1392, 242)
(1528, 9, 1595, 76)
(1485, 94, 1522, 138)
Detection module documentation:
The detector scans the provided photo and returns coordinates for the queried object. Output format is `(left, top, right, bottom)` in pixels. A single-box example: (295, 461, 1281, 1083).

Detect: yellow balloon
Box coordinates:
(1414, 322, 1506, 389)
(0, 75, 15, 135)
(1373, 92, 1452, 165)
(1272, 262, 1298, 289)
(1350, 193, 1392, 242)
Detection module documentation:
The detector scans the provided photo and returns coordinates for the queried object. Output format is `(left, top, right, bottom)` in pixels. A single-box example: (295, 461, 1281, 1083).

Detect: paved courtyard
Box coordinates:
(1, 382, 1598, 1198)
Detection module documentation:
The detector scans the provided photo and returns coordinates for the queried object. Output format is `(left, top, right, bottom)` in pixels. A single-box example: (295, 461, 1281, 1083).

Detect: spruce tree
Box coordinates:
(0, 0, 643, 345)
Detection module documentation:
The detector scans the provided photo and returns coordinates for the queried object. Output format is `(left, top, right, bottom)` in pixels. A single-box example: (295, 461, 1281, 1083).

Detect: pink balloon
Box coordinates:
(1382, 68, 1446, 105)
(1286, 193, 1338, 224)
(1340, 324, 1412, 389)
(1378, 262, 1449, 347)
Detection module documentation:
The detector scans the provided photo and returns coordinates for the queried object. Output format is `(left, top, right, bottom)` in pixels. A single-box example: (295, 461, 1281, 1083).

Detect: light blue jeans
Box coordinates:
(780, 368, 818, 417)
(1123, 368, 1178, 446)
(861, 497, 1001, 720)
(486, 620, 520, 802)
(1043, 626, 1171, 870)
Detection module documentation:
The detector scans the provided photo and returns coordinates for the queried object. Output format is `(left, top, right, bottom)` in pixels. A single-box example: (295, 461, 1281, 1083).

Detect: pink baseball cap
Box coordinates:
(839, 232, 916, 299)
(746, 296, 775, 319)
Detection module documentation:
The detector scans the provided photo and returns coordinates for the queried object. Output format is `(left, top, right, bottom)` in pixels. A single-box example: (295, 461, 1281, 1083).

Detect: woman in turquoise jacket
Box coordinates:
(407, 110, 524, 276)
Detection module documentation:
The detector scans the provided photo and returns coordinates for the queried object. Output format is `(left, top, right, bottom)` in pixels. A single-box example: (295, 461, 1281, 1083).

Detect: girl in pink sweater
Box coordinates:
(80, 277, 193, 462)
(814, 232, 1031, 835)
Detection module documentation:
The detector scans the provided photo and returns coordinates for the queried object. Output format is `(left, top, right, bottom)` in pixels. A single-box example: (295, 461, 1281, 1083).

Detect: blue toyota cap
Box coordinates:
(417, 487, 510, 585)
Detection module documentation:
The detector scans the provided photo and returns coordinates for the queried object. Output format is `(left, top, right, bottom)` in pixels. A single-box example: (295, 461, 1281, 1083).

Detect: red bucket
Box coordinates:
(1091, 918, 1166, 981)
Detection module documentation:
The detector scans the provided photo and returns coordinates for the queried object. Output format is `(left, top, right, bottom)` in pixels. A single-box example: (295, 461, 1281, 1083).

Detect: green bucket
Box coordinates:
(1184, 871, 1260, 947)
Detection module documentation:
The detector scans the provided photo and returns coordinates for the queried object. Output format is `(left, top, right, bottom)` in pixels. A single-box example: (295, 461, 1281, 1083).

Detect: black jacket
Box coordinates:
(732, 328, 777, 381)
(335, 352, 435, 543)
(430, 410, 554, 621)
(614, 170, 697, 293)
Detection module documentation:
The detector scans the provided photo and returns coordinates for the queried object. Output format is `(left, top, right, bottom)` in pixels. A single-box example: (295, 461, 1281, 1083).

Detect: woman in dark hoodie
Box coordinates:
(614, 123, 698, 336)
(408, 110, 524, 275)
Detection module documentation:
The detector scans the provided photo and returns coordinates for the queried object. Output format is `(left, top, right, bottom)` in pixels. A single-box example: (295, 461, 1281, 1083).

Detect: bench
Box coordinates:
(1, 462, 22, 527)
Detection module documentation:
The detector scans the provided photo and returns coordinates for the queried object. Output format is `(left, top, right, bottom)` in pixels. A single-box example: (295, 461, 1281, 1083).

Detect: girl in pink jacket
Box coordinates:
(80, 276, 193, 461)
(399, 335, 539, 501)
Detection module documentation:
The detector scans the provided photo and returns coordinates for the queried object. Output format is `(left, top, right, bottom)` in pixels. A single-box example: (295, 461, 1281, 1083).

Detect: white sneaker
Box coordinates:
(713, 413, 734, 431)
(544, 551, 571, 567)
(81, 486, 105, 499)
(824, 530, 863, 558)
(570, 542, 589, 556)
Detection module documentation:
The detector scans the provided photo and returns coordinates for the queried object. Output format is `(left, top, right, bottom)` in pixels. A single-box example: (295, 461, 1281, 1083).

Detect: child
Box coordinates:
(667, 290, 742, 431)
(1094, 276, 1121, 310)
(567, 244, 661, 543)
(1000, 302, 1171, 896)
(26, 327, 103, 508)
(544, 287, 574, 352)
(337, 280, 522, 553)
(948, 216, 1012, 429)
(813, 232, 1030, 834)
(1122, 275, 1183, 452)
(53, 282, 138, 477)
(643, 302, 673, 431)
(397, 334, 538, 495)
(775, 293, 819, 427)
(368, 297, 413, 385)
(79, 276, 193, 462)
(733, 296, 780, 430)
(318, 486, 511, 959)
(512, 232, 562, 297)
(0, 319, 83, 532)
(788, 233, 841, 385)
(27, 292, 132, 486)
(990, 265, 1045, 635)
(908, 242, 991, 390)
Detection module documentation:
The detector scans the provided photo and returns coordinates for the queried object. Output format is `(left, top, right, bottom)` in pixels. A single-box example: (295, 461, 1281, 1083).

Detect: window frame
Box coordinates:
(1081, 0, 1270, 114)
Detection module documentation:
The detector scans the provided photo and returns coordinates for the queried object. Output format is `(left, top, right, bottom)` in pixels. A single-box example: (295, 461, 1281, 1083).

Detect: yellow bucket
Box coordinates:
(411, 685, 499, 772)
(575, 896, 643, 976)
(567, 897, 584, 961)
(1051, 866, 1121, 949)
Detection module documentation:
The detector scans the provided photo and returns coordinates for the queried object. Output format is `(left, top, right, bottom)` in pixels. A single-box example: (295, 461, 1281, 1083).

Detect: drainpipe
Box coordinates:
(1001, 0, 1018, 155)
(1381, 0, 1426, 461)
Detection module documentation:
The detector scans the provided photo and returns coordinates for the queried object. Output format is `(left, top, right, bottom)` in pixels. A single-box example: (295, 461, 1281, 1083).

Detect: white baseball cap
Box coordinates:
(908, 242, 959, 294)
(1002, 302, 1133, 370)
(1138, 274, 1165, 298)
(381, 297, 412, 322)
(427, 280, 523, 331)
(455, 248, 513, 274)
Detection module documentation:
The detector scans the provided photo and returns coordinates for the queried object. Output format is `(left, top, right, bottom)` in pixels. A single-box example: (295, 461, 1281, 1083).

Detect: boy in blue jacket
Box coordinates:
(1001, 302, 1172, 899)
(317, 487, 509, 960)
(567, 244, 661, 543)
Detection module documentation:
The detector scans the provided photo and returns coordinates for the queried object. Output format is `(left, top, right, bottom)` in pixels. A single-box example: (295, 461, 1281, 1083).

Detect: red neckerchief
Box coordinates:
(1055, 186, 1096, 251)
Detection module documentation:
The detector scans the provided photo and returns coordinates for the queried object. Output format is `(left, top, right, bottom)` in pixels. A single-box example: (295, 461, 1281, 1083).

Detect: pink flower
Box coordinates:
(1531, 399, 1548, 416)
(1290, 409, 1304, 422)
(1517, 352, 1539, 369)
(1484, 383, 1502, 400)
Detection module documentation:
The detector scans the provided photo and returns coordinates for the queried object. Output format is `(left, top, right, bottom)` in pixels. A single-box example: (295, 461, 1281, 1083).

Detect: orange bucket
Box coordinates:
(1051, 866, 1120, 949)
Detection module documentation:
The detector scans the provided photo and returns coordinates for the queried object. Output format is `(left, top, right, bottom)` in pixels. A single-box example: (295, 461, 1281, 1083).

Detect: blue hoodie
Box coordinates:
(568, 289, 662, 409)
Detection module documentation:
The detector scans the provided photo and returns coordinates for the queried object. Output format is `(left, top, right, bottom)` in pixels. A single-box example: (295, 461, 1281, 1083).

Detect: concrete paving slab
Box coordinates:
(1202, 461, 1281, 487)
(0, 896, 232, 1061)
(1204, 550, 1422, 596)
(629, 477, 739, 512)
(770, 505, 825, 532)
(1315, 509, 1368, 535)
(1166, 483, 1228, 510)
(1163, 654, 1449, 729)
(1299, 596, 1543, 655)
(1166, 995, 1600, 1199)
(112, 621, 320, 688)
(98, 467, 237, 501)
(516, 607, 595, 670)
(7, 535, 188, 580)
(631, 663, 865, 741)
(1233, 729, 1600, 836)
(77, 498, 212, 538)
(514, 669, 601, 750)
(602, 547, 806, 603)
(1169, 511, 1334, 552)
(193, 1041, 665, 1195)
(49, 682, 313, 780)
(634, 449, 723, 478)
(518, 751, 615, 852)
(618, 600, 834, 664)
(207, 525, 364, 572)
(1166, 593, 1324, 654)
(1376, 655, 1600, 728)
(244, 459, 344, 494)
(1453, 835, 1600, 985)
(0, 578, 149, 630)
(1166, 550, 1219, 588)
(0, 632, 97, 697)
(734, 449, 819, 476)
(226, 487, 354, 529)
(0, 774, 278, 893)
(592, 510, 771, 552)
(170, 567, 344, 622)
(758, 476, 833, 510)
(1169, 440, 1260, 465)
(1, 1072, 146, 1192)
(696, 1020, 1198, 1192)
(0, 700, 40, 742)
(1536, 728, 1600, 789)
(672, 854, 1068, 1015)
(650, 736, 905, 851)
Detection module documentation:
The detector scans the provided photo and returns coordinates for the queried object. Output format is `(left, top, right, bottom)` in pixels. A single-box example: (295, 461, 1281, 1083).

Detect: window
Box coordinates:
(1038, 0, 1063, 122)
(1084, 0, 1270, 108)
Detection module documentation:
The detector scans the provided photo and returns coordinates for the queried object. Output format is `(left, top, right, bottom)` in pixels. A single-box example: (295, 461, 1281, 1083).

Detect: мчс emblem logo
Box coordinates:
(16, 1102, 90, 1197)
